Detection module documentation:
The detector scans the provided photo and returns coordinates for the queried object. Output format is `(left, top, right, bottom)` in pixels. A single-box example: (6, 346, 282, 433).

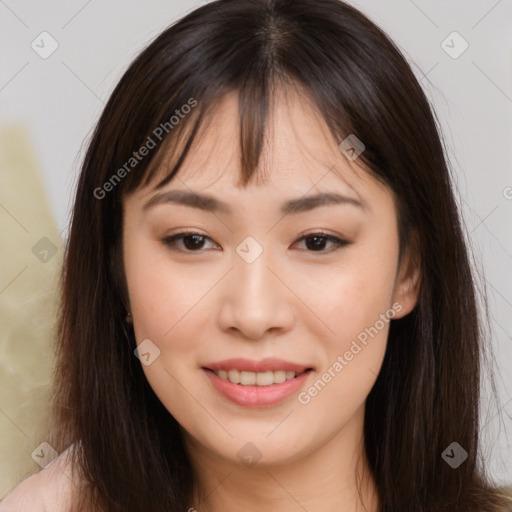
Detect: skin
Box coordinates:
(122, 85, 421, 512)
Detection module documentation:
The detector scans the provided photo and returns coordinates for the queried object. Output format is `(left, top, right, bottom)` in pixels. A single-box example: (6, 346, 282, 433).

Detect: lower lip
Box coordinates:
(203, 369, 313, 407)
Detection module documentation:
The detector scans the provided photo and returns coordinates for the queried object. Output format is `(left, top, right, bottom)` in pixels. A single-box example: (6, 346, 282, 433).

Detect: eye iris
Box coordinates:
(306, 235, 328, 251)
(183, 234, 205, 250)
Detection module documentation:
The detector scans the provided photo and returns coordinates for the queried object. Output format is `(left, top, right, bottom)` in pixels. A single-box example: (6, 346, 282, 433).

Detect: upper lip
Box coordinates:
(202, 358, 313, 373)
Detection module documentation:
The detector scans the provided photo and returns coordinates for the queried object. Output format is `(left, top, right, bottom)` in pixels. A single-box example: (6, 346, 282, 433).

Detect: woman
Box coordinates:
(2, 0, 511, 510)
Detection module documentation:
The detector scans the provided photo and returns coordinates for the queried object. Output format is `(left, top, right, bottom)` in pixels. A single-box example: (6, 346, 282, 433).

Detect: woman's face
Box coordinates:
(122, 88, 420, 470)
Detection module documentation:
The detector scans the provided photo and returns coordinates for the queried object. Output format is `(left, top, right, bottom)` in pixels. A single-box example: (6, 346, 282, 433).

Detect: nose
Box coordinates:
(216, 246, 295, 340)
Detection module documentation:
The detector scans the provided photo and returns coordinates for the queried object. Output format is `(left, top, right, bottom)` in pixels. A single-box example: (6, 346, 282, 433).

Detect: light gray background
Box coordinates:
(1, 0, 511, 482)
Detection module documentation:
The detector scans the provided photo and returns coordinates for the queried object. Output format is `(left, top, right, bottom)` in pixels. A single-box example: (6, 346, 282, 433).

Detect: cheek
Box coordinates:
(295, 270, 393, 420)
(291, 252, 397, 347)
(124, 242, 210, 423)
(124, 236, 211, 341)
(288, 246, 397, 407)
(123, 239, 210, 419)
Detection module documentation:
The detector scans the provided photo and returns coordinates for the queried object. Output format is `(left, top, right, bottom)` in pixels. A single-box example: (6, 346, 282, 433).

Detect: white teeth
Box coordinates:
(273, 370, 287, 384)
(256, 371, 274, 386)
(227, 369, 240, 383)
(240, 371, 256, 385)
(213, 369, 305, 386)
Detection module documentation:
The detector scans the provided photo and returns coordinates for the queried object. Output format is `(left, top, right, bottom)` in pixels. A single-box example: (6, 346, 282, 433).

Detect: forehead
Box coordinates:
(140, 86, 374, 201)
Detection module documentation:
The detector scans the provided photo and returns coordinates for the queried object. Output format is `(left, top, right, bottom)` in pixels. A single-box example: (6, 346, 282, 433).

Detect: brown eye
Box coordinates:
(162, 232, 218, 252)
(295, 233, 350, 253)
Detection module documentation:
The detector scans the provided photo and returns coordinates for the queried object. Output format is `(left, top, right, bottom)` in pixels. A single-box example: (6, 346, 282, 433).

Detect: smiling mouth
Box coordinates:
(203, 368, 313, 386)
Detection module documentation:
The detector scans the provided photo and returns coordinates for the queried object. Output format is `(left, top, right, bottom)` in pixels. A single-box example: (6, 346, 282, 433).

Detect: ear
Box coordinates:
(391, 230, 421, 319)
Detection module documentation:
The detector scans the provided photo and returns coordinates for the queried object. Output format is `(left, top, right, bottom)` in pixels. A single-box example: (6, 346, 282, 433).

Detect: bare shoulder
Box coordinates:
(0, 445, 77, 512)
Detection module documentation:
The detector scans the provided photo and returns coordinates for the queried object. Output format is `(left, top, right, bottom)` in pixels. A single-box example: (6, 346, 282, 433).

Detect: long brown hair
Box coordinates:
(49, 0, 512, 510)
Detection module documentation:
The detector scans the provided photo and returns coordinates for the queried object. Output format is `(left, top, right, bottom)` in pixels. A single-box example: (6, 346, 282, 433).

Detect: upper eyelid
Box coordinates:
(162, 229, 345, 241)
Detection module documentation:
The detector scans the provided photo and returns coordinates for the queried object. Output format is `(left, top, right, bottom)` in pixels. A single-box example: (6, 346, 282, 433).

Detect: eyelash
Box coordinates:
(161, 230, 350, 254)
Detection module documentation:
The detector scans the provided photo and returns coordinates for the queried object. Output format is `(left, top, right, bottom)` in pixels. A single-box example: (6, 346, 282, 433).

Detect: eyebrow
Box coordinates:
(142, 189, 367, 216)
